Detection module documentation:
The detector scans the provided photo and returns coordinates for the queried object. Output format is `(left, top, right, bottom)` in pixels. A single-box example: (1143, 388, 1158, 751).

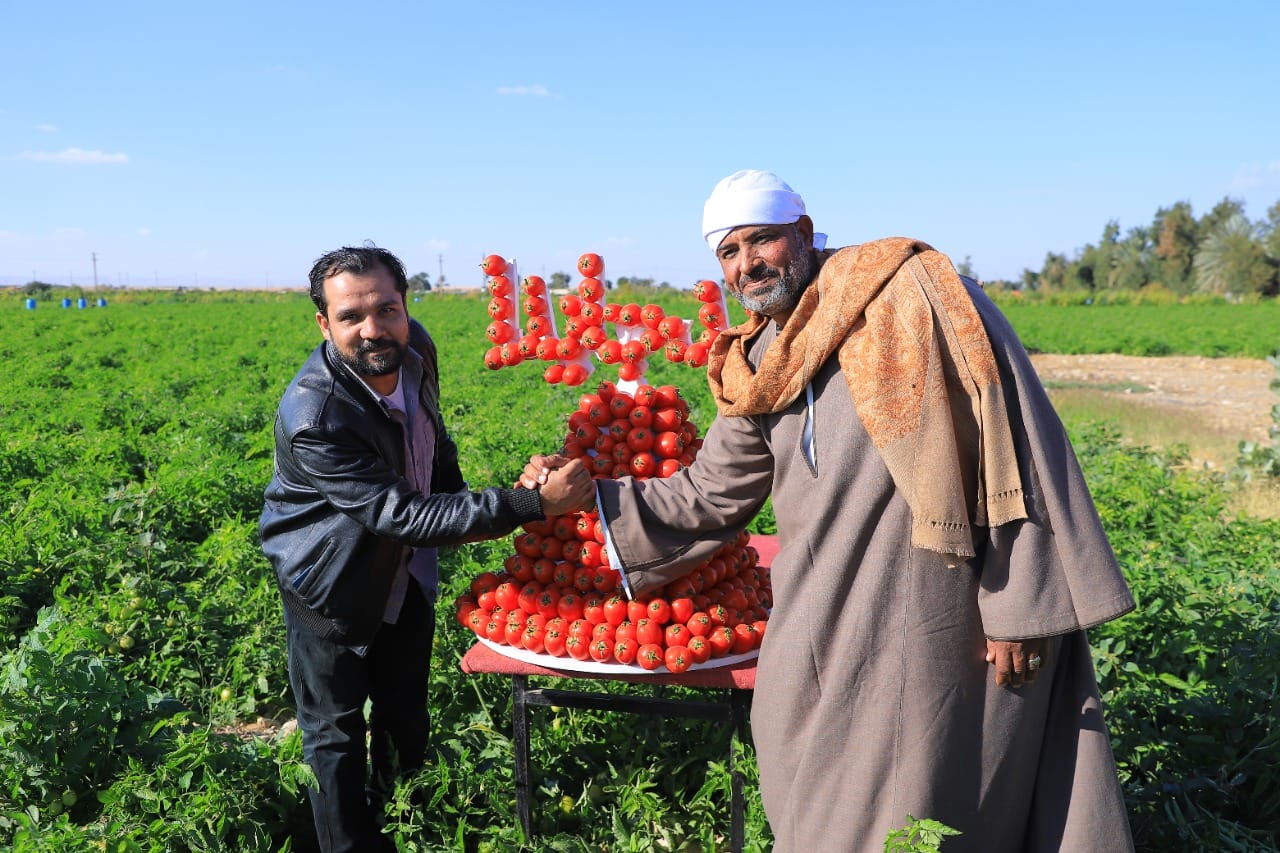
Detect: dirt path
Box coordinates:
(1030, 354, 1277, 445)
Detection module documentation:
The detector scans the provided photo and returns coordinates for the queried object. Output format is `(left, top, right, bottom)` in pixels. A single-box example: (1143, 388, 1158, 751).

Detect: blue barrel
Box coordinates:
(25, 298, 36, 310)
(77, 297, 87, 309)
(96, 298, 107, 307)
(61, 298, 72, 308)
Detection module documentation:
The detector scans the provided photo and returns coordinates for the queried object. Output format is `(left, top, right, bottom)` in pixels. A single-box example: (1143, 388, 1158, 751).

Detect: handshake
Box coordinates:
(519, 453, 596, 518)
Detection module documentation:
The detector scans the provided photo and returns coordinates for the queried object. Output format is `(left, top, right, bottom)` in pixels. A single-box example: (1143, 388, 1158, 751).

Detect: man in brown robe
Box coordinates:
(528, 170, 1136, 851)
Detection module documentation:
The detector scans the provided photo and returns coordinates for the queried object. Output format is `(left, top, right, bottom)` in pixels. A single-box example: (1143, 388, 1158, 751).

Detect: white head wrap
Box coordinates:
(701, 169, 828, 252)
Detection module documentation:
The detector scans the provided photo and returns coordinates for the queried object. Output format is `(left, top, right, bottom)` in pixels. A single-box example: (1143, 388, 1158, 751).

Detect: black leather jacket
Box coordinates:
(259, 322, 542, 646)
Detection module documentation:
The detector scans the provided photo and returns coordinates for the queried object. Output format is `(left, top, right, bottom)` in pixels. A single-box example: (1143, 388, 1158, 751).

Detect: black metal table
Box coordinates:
(460, 641, 757, 850)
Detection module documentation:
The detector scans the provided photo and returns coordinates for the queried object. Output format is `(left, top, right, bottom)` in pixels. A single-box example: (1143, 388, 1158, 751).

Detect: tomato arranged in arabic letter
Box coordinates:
(694, 279, 720, 302)
(578, 252, 604, 277)
(480, 254, 507, 276)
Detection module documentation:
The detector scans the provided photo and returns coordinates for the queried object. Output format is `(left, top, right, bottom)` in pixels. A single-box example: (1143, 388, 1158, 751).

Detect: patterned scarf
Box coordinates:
(707, 237, 1026, 560)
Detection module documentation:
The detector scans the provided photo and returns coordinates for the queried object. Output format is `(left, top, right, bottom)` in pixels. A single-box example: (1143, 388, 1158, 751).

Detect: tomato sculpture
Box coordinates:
(454, 380, 770, 673)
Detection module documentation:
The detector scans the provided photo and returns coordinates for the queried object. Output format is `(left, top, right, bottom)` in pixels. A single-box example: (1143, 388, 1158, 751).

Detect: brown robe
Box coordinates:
(596, 280, 1136, 852)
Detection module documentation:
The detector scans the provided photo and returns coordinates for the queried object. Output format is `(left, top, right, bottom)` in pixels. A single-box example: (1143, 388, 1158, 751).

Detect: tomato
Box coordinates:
(625, 427, 654, 453)
(664, 623, 690, 647)
(627, 406, 653, 429)
(552, 561, 575, 588)
(752, 619, 768, 640)
(579, 325, 607, 350)
(652, 406, 684, 432)
(482, 346, 503, 370)
(535, 588, 561, 618)
(582, 593, 606, 624)
(578, 252, 604, 277)
(571, 566, 594, 593)
(467, 608, 488, 636)
(590, 454, 614, 477)
(538, 537, 564, 562)
(606, 394, 633, 420)
(531, 558, 556, 585)
(654, 431, 684, 459)
(684, 341, 710, 368)
(503, 619, 525, 646)
(636, 643, 664, 670)
(640, 304, 665, 328)
(543, 364, 565, 384)
(559, 293, 583, 316)
(579, 301, 604, 325)
(562, 363, 589, 386)
(485, 618, 505, 643)
(707, 625, 735, 657)
(480, 254, 508, 276)
(543, 628, 567, 657)
(621, 340, 648, 365)
(664, 339, 687, 363)
(592, 622, 616, 645)
(657, 458, 681, 478)
(589, 638, 614, 662)
(487, 275, 513, 297)
(664, 645, 692, 674)
(646, 598, 672, 625)
(669, 596, 695, 625)
(568, 618, 593, 640)
(488, 296, 514, 321)
(565, 634, 590, 660)
(499, 342, 524, 367)
(578, 276, 604, 301)
(493, 581, 521, 612)
(613, 637, 638, 665)
(638, 327, 665, 353)
(556, 336, 583, 360)
(602, 594, 629, 626)
(521, 274, 546, 296)
(657, 316, 685, 340)
(579, 541, 603, 568)
(635, 617, 664, 646)
(470, 572, 500, 597)
(592, 569, 617, 593)
(615, 620, 637, 644)
(597, 339, 623, 364)
(618, 303, 642, 326)
(611, 442, 632, 464)
(687, 635, 711, 664)
(694, 279, 721, 302)
(556, 592, 584, 622)
(732, 623, 759, 655)
(629, 452, 657, 478)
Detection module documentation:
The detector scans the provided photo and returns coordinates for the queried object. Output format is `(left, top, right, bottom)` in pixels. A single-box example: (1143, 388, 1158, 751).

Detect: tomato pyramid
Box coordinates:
(454, 379, 771, 673)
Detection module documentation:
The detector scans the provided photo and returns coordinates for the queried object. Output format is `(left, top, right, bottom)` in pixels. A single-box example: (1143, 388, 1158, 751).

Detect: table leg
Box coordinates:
(730, 688, 749, 853)
(512, 676, 533, 842)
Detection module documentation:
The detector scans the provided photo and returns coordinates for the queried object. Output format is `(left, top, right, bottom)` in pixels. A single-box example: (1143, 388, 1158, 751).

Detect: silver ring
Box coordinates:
(1028, 654, 1042, 671)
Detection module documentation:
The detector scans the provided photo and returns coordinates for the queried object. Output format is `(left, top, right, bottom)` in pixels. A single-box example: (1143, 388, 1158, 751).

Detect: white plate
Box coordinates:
(478, 637, 758, 676)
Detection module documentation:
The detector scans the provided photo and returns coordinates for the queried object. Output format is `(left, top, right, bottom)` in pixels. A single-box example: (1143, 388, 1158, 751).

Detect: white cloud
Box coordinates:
(35, 123, 57, 132)
(497, 84, 552, 97)
(1229, 161, 1280, 191)
(15, 148, 128, 165)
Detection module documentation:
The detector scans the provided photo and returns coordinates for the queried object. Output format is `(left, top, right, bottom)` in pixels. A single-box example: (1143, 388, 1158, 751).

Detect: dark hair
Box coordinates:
(308, 243, 408, 314)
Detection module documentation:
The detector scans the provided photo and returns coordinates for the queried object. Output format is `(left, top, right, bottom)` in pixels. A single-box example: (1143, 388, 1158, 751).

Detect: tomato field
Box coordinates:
(1, 285, 1278, 851)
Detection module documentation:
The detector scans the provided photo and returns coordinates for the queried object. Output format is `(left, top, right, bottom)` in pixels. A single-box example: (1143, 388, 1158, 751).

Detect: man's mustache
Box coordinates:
(741, 264, 780, 286)
(357, 339, 397, 354)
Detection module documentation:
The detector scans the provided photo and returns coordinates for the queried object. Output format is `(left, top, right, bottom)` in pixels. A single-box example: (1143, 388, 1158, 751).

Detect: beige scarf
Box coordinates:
(707, 237, 1026, 560)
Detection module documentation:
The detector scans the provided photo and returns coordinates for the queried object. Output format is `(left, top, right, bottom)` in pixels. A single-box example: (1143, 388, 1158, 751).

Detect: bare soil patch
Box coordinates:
(1031, 353, 1276, 450)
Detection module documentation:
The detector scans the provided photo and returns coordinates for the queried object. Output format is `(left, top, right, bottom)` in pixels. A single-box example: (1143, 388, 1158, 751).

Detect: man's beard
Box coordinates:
(733, 248, 815, 316)
(334, 337, 407, 377)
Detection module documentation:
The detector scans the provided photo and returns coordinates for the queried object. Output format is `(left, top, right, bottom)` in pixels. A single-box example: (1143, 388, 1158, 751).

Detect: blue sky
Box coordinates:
(3, 1, 1278, 289)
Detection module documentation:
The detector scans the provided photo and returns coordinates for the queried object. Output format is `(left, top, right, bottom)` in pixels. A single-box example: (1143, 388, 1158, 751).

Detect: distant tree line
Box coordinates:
(990, 197, 1280, 298)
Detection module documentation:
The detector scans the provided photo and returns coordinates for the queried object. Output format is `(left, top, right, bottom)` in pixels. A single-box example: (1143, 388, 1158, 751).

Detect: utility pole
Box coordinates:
(92, 252, 99, 287)
(438, 254, 444, 288)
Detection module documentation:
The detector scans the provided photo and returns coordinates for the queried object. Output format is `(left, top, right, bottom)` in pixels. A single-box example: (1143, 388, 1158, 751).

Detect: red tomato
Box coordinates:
(488, 296, 514, 321)
(493, 581, 521, 612)
(466, 608, 488, 636)
(615, 620, 637, 644)
(597, 339, 623, 364)
(638, 327, 665, 353)
(565, 634, 590, 660)
(482, 346, 503, 370)
(707, 625, 735, 657)
(630, 452, 656, 478)
(646, 598, 672, 625)
(592, 570, 618, 594)
(640, 304, 665, 328)
(618, 303, 642, 326)
(486, 321, 515, 344)
(603, 594, 629, 626)
(535, 588, 560, 619)
(657, 458, 681, 478)
(578, 252, 604, 277)
(664, 645, 692, 674)
(627, 406, 653, 429)
(694, 279, 721, 302)
(602, 303, 622, 323)
(543, 364, 565, 384)
(664, 339, 688, 363)
(582, 593, 606, 624)
(517, 581, 543, 614)
(626, 427, 654, 453)
(543, 628, 567, 657)
(654, 431, 684, 459)
(480, 254, 507, 276)
(664, 623, 690, 648)
(487, 275, 513, 297)
(607, 394, 634, 419)
(621, 340, 648, 365)
(732, 623, 759, 655)
(556, 592, 584, 622)
(578, 276, 604, 302)
(685, 341, 710, 368)
(626, 599, 647, 623)
(613, 638, 638, 665)
(521, 274, 545, 296)
(636, 643, 664, 670)
(532, 558, 556, 585)
(635, 617, 663, 647)
(579, 325, 607, 350)
(669, 597, 695, 625)
(485, 618, 505, 643)
(618, 361, 640, 383)
(499, 342, 523, 367)
(470, 572, 500, 597)
(657, 316, 685, 340)
(589, 638, 614, 662)
(556, 336, 583, 360)
(591, 621, 616, 644)
(559, 293, 583, 317)
(687, 635, 711, 664)
(503, 620, 524, 647)
(562, 363, 589, 386)
(567, 618, 593, 640)
(579, 301, 604, 326)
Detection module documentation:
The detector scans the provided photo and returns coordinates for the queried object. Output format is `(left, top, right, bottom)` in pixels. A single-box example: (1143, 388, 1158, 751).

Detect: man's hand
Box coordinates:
(517, 453, 569, 490)
(537, 457, 595, 516)
(985, 638, 1047, 688)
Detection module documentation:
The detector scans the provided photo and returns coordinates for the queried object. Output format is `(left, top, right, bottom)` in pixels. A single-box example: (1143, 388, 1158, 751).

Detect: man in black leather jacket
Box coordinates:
(260, 245, 592, 852)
